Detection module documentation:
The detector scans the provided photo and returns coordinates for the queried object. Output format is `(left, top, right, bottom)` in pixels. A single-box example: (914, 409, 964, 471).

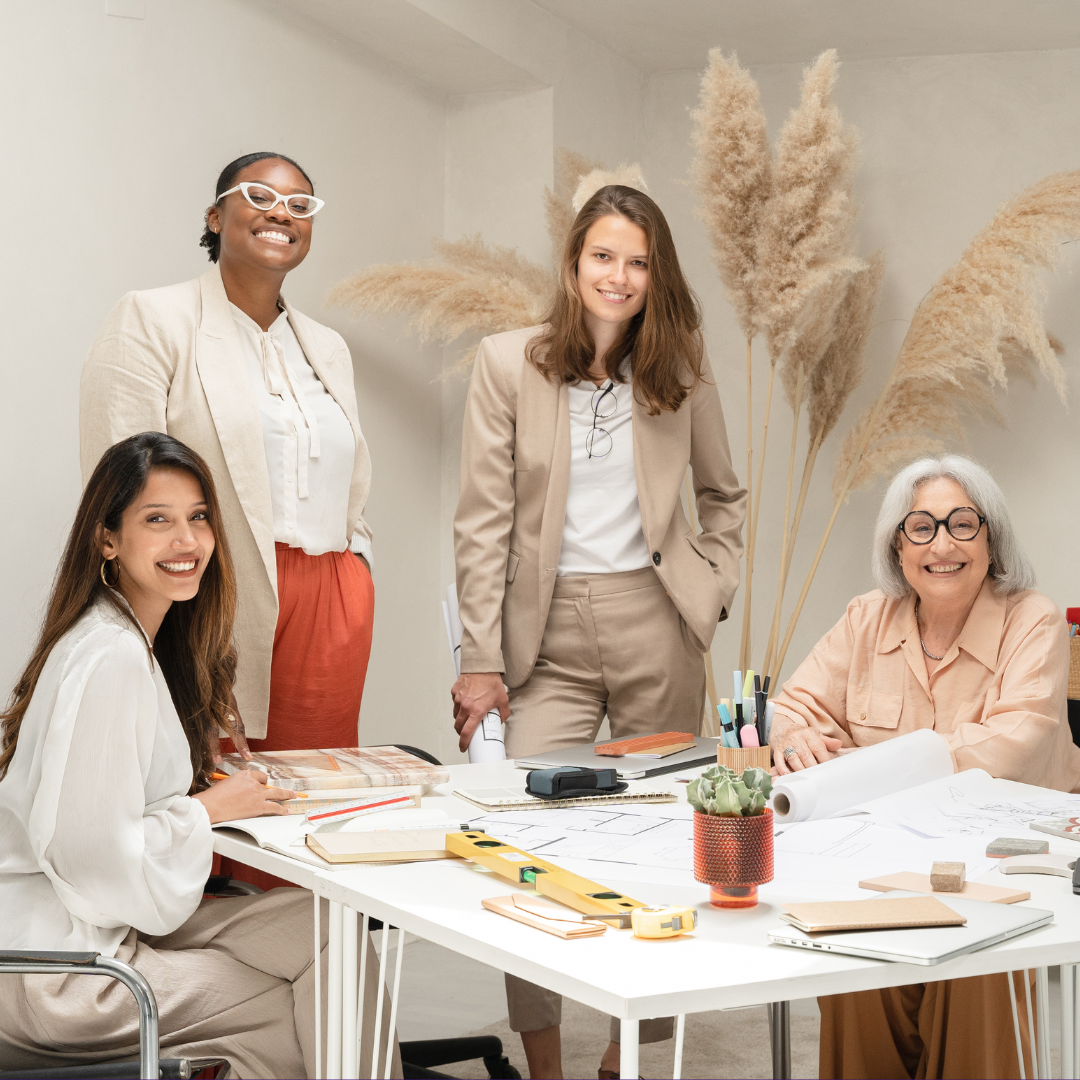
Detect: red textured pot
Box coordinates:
(692, 808, 774, 908)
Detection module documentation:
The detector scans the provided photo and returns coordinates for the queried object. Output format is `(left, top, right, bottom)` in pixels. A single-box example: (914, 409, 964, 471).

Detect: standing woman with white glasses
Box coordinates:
(81, 154, 374, 890)
(451, 183, 746, 1079)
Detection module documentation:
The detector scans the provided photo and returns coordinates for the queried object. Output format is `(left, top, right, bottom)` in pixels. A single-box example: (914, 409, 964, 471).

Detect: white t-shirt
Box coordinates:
(232, 305, 370, 561)
(557, 376, 651, 576)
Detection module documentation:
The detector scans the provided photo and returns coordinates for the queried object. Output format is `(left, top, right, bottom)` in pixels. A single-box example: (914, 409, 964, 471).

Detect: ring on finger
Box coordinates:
(783, 747, 797, 759)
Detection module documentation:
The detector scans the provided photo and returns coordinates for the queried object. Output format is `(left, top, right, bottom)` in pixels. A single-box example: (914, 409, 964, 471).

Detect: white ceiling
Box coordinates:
(531, 0, 1080, 69)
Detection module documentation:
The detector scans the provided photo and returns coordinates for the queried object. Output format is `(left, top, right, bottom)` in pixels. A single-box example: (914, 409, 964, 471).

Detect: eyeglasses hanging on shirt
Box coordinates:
(587, 381, 617, 459)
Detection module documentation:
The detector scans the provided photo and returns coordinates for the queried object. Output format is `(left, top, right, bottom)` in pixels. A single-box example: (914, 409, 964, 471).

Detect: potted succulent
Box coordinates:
(687, 765, 774, 908)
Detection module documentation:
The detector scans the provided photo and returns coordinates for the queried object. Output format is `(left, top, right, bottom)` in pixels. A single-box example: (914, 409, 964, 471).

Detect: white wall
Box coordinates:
(641, 47, 1080, 682)
(0, 0, 449, 753)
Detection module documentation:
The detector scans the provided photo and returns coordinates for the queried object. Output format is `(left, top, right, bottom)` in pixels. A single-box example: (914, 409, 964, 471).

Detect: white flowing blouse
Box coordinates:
(0, 598, 212, 956)
(231, 304, 372, 562)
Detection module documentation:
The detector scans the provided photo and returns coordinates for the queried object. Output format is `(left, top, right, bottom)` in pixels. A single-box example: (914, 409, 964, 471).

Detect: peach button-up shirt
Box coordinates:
(772, 580, 1080, 792)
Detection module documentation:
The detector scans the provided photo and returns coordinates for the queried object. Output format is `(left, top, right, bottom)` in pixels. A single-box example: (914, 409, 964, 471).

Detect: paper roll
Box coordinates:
(770, 728, 953, 823)
(468, 710, 507, 763)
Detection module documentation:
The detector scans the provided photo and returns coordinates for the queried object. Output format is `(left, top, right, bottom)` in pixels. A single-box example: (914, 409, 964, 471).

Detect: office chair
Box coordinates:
(0, 950, 226, 1080)
(0, 874, 254, 1080)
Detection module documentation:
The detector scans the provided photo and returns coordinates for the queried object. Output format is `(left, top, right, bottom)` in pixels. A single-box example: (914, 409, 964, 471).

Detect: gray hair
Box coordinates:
(871, 455, 1035, 599)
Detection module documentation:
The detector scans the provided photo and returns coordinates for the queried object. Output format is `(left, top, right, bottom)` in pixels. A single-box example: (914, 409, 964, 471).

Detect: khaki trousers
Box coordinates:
(819, 973, 1036, 1079)
(505, 567, 705, 1044)
(0, 889, 401, 1080)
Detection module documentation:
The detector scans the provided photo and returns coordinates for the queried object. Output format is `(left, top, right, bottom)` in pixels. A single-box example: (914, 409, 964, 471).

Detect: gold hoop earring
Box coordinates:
(100, 559, 120, 588)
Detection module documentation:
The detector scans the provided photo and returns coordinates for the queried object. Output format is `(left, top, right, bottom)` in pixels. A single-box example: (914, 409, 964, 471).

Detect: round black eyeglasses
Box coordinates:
(586, 381, 616, 459)
(897, 507, 986, 544)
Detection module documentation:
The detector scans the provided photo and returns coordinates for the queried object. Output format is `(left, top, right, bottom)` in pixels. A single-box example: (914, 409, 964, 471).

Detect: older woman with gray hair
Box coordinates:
(769, 454, 1080, 1078)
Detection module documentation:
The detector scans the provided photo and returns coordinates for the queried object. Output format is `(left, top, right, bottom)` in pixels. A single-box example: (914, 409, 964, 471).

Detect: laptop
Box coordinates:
(767, 891, 1053, 965)
(514, 736, 721, 779)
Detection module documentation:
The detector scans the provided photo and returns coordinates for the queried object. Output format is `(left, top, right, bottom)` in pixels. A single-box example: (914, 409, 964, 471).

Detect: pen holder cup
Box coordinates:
(693, 808, 774, 909)
(716, 745, 771, 772)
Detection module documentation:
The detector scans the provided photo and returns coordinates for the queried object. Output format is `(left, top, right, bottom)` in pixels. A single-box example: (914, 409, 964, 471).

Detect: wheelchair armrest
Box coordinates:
(0, 950, 99, 966)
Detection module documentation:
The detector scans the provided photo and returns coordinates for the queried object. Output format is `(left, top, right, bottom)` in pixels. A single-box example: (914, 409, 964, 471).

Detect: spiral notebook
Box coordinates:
(453, 787, 677, 811)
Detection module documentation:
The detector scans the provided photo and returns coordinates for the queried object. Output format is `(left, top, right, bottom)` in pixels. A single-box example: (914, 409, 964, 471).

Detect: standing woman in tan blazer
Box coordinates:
(451, 184, 746, 1079)
(80, 153, 374, 861)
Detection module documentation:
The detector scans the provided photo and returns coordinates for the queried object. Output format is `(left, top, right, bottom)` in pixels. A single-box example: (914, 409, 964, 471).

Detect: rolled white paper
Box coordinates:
(770, 728, 953, 823)
(445, 584, 507, 763)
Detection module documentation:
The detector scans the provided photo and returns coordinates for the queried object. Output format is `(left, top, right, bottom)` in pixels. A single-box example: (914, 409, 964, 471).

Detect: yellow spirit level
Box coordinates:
(446, 830, 647, 924)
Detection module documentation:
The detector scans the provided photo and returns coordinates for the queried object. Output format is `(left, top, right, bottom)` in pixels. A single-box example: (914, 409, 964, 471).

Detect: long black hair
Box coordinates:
(200, 151, 314, 263)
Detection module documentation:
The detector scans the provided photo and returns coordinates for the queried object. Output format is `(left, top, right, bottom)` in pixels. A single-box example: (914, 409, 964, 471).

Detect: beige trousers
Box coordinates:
(0, 889, 401, 1080)
(505, 567, 705, 1044)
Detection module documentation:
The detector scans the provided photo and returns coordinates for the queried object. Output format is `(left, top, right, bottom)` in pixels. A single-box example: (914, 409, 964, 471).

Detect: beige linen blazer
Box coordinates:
(79, 265, 372, 738)
(455, 326, 747, 688)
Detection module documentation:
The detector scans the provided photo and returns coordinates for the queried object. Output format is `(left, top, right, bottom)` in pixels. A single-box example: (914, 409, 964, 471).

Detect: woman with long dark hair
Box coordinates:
(451, 185, 746, 1078)
(0, 433, 396, 1077)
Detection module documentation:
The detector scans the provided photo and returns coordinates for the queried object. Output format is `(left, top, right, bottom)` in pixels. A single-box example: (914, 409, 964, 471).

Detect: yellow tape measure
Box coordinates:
(630, 905, 697, 938)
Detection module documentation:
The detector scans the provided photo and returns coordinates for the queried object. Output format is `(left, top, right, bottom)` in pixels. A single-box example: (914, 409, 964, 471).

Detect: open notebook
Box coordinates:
(213, 807, 454, 867)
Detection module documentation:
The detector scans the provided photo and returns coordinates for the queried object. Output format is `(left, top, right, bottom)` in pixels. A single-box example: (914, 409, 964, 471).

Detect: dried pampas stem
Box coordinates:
(689, 48, 774, 669)
(685, 468, 721, 737)
(775, 171, 1079, 677)
(764, 253, 884, 683)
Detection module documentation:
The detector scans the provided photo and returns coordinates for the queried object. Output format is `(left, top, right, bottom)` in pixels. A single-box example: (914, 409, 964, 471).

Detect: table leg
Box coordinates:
(1061, 966, 1075, 1080)
(768, 1001, 791, 1080)
(370, 926, 391, 1080)
(383, 928, 406, 1079)
(1024, 969, 1039, 1080)
(1036, 967, 1050, 1080)
(314, 894, 322, 1080)
(328, 902, 343, 1080)
(619, 1019, 639, 1080)
(1009, 972, 1027, 1080)
(672, 1014, 685, 1080)
(343, 910, 358, 1080)
(356, 915, 369, 1079)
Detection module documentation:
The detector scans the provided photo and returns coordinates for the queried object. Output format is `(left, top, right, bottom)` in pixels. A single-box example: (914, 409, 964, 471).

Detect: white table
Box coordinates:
(215, 761, 1080, 1080)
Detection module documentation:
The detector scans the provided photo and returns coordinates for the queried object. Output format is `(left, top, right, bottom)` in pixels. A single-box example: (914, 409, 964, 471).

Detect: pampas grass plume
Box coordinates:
(757, 50, 860, 362)
(833, 170, 1079, 499)
(690, 48, 772, 340)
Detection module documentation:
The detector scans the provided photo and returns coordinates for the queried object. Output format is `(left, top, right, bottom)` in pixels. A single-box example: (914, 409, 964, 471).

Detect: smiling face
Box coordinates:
(206, 157, 313, 277)
(898, 476, 990, 609)
(575, 213, 649, 338)
(100, 467, 216, 640)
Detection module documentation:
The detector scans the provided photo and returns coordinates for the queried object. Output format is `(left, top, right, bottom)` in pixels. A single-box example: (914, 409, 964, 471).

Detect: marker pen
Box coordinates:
(718, 702, 738, 748)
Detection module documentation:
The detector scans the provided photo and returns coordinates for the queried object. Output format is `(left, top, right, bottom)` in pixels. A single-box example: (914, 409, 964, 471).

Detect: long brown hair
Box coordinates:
(0, 432, 237, 789)
(526, 184, 705, 414)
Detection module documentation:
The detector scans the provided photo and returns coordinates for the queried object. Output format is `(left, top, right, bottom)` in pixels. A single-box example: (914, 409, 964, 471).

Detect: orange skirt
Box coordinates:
(219, 543, 374, 892)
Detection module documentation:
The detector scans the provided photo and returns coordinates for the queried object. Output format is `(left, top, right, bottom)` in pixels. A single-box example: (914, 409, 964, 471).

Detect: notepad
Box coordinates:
(780, 895, 966, 933)
(594, 733, 698, 757)
(481, 895, 607, 939)
(453, 787, 677, 811)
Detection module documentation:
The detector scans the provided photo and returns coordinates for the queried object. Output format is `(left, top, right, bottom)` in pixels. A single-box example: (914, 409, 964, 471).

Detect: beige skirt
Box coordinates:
(0, 888, 400, 1080)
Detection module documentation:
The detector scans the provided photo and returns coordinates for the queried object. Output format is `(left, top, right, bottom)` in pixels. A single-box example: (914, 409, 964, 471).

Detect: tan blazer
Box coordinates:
(79, 265, 372, 738)
(454, 326, 746, 688)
